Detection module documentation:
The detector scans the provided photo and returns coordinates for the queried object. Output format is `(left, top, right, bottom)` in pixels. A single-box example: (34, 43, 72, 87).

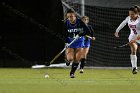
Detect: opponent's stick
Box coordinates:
(114, 38, 139, 48)
(46, 34, 80, 66)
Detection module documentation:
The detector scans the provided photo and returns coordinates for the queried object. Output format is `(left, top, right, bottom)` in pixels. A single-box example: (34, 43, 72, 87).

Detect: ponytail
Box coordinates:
(129, 5, 140, 15)
(134, 5, 140, 14)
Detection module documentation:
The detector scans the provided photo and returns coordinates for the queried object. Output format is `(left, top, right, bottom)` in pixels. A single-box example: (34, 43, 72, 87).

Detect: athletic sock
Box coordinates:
(130, 54, 137, 69)
(70, 62, 79, 74)
(80, 58, 86, 69)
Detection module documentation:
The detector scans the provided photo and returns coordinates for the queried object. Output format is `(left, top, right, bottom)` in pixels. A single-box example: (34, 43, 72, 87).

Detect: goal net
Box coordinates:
(62, 0, 140, 67)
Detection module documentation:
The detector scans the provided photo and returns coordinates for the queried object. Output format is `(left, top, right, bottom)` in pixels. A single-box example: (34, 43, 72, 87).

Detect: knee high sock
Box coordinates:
(70, 62, 79, 74)
(80, 58, 86, 69)
(130, 54, 137, 69)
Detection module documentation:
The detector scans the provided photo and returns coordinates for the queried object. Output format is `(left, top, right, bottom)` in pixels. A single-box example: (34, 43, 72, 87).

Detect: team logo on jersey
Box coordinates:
(129, 24, 136, 29)
(67, 28, 83, 33)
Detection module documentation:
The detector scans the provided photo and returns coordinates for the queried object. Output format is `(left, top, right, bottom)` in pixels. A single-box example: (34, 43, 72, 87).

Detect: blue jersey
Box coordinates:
(64, 19, 90, 48)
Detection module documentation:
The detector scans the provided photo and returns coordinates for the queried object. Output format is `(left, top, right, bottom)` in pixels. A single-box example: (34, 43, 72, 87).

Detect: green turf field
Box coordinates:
(0, 68, 140, 93)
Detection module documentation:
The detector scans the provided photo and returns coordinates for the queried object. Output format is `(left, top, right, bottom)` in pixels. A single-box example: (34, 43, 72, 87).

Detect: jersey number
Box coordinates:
(132, 29, 137, 35)
(73, 33, 76, 38)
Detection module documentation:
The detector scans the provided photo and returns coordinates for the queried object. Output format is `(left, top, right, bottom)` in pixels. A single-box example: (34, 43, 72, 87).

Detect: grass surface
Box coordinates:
(0, 68, 140, 93)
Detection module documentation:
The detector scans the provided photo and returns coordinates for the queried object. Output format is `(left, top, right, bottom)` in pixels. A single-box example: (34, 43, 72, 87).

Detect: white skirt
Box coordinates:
(129, 34, 140, 44)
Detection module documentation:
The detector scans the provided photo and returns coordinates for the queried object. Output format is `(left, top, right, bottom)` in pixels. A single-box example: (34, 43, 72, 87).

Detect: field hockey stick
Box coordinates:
(45, 34, 80, 66)
(114, 38, 139, 48)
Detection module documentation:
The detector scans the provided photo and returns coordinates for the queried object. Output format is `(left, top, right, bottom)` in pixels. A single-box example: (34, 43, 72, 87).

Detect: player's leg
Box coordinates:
(80, 39, 90, 73)
(66, 48, 74, 66)
(130, 42, 138, 74)
(70, 48, 82, 78)
(80, 47, 89, 73)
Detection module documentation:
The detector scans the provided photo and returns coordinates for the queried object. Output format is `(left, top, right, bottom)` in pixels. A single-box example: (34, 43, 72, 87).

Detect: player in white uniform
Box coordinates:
(115, 5, 140, 74)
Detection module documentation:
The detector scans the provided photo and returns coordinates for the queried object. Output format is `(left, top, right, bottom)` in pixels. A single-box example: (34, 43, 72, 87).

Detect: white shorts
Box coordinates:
(129, 34, 140, 44)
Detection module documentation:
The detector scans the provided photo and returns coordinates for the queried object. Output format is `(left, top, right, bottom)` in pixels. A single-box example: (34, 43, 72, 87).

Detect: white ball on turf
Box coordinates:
(44, 74, 49, 78)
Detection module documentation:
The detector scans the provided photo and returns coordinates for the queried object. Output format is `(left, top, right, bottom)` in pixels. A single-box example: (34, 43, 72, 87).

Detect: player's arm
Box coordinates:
(115, 16, 129, 37)
(79, 19, 91, 36)
(88, 25, 96, 40)
(63, 22, 70, 48)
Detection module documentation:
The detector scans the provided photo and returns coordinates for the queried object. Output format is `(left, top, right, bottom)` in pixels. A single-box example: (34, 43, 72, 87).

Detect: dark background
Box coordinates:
(0, 0, 64, 67)
(0, 0, 140, 67)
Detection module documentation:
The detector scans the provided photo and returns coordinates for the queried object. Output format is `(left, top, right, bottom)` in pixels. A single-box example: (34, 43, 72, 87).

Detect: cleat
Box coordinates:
(66, 61, 70, 66)
(79, 69, 84, 73)
(70, 73, 75, 78)
(132, 67, 138, 74)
